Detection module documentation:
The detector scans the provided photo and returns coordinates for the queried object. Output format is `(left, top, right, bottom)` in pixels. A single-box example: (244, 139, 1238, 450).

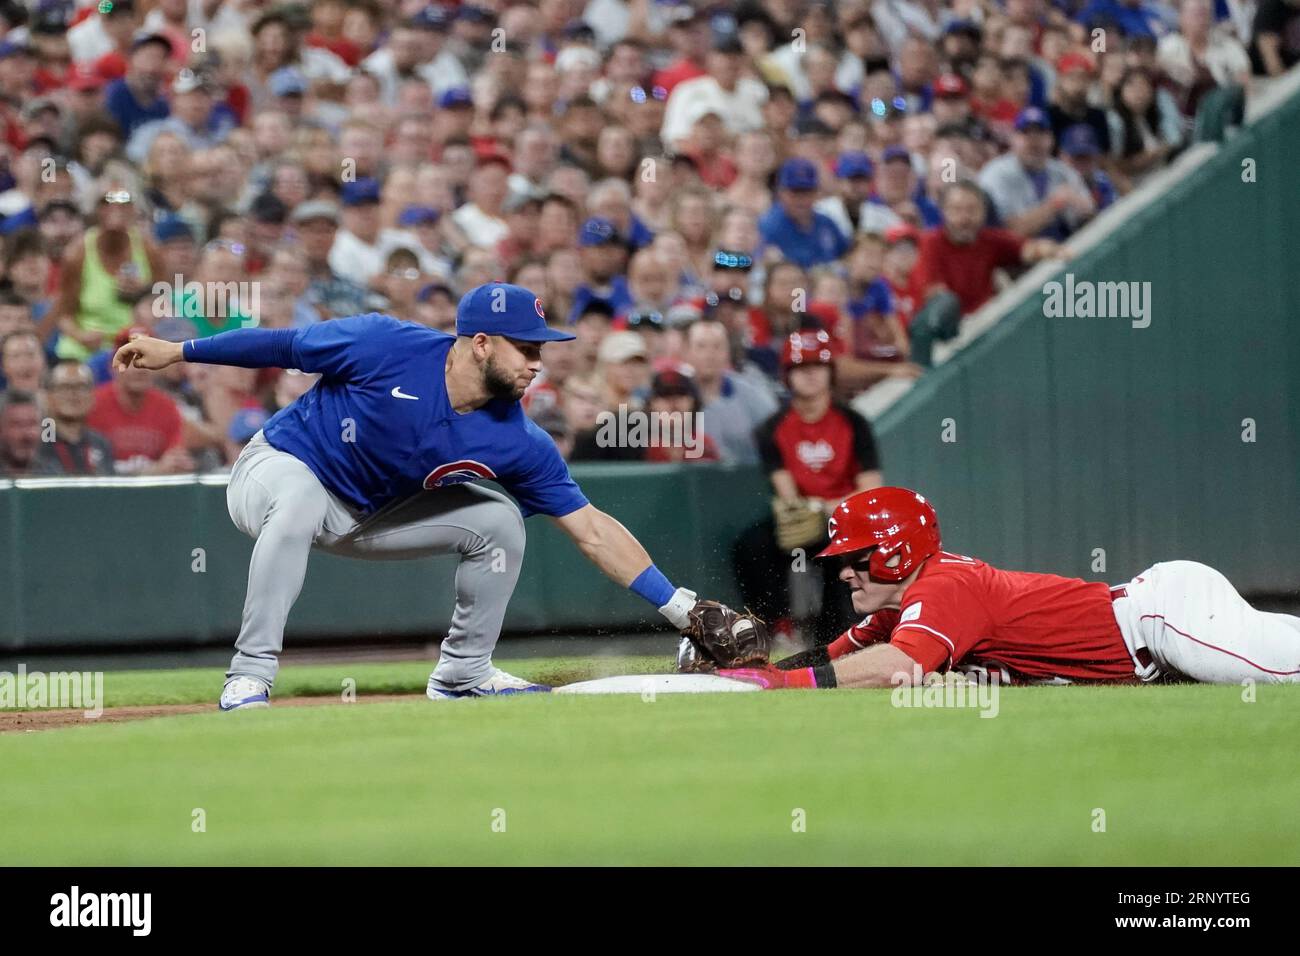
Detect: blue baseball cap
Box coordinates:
(340, 178, 381, 206)
(1015, 106, 1051, 132)
(456, 283, 576, 342)
(777, 157, 819, 191)
(153, 215, 194, 243)
(408, 4, 450, 31)
(578, 217, 621, 246)
(438, 86, 473, 109)
(398, 204, 441, 227)
(881, 145, 912, 165)
(834, 152, 874, 179)
(1060, 124, 1100, 157)
(268, 66, 307, 97)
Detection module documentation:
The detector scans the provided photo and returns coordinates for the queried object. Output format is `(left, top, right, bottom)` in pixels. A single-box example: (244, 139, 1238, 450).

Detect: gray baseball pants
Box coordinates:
(224, 431, 525, 689)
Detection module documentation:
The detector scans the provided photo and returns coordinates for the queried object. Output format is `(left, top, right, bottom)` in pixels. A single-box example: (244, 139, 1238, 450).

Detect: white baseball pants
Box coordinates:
(1110, 560, 1300, 684)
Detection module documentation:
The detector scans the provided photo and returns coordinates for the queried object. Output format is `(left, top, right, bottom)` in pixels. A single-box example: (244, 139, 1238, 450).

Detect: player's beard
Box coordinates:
(484, 354, 526, 402)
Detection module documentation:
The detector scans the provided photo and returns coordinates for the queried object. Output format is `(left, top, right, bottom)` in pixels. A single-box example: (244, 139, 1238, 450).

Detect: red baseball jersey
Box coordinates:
(911, 226, 1025, 316)
(830, 552, 1135, 682)
(87, 383, 184, 470)
(755, 403, 879, 500)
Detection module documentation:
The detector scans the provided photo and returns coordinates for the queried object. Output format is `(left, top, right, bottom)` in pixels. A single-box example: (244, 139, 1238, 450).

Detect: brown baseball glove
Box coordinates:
(676, 600, 771, 672)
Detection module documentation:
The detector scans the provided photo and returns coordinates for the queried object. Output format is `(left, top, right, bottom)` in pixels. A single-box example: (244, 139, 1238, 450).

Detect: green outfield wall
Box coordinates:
(0, 465, 770, 650)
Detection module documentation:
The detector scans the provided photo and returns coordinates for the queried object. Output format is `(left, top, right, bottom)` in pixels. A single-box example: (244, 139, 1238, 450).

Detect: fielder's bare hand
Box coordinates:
(113, 335, 184, 372)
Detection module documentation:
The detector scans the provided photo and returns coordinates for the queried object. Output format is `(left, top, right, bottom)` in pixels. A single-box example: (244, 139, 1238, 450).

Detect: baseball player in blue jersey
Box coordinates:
(112, 283, 717, 709)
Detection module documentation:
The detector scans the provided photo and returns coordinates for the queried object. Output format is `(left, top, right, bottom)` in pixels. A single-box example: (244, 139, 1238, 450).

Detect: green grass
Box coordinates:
(12, 656, 668, 708)
(2, 661, 1297, 865)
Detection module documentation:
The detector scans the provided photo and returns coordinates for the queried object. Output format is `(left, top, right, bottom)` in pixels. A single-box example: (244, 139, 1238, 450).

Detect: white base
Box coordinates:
(553, 673, 760, 695)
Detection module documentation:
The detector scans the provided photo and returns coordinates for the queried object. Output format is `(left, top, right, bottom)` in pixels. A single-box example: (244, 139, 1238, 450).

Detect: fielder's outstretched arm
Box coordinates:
(551, 504, 700, 629)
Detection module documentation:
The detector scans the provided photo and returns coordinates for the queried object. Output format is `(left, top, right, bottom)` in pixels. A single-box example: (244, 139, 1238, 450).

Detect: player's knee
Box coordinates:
(265, 492, 329, 539)
(478, 501, 526, 560)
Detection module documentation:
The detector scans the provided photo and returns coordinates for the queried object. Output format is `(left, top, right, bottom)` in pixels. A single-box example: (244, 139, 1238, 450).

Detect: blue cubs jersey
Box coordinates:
(185, 314, 588, 518)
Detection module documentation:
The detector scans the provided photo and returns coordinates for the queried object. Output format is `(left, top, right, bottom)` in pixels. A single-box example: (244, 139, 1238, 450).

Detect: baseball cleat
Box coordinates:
(426, 667, 551, 700)
(219, 676, 271, 711)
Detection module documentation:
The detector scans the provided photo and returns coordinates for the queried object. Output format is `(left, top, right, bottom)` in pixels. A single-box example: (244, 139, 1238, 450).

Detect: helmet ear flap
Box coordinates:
(868, 542, 907, 582)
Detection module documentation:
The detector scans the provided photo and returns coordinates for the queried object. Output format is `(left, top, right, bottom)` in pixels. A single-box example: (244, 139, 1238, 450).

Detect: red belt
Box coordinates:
(1108, 585, 1154, 670)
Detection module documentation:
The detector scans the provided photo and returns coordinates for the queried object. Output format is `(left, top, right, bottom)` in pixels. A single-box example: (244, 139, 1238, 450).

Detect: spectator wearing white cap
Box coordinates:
(661, 34, 768, 150)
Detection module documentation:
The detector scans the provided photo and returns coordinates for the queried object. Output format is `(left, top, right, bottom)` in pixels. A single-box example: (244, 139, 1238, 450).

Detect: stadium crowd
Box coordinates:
(0, 0, 1281, 483)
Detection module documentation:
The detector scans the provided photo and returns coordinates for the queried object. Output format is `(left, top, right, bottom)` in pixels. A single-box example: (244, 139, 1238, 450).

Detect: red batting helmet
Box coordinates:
(780, 328, 837, 371)
(816, 486, 941, 581)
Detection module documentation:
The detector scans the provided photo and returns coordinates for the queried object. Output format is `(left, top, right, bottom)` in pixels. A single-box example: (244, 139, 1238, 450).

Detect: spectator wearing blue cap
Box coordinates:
(816, 152, 876, 237)
(978, 107, 1096, 241)
(569, 217, 634, 324)
(757, 158, 850, 269)
(329, 178, 435, 290)
(361, 8, 467, 106)
(126, 68, 227, 165)
(859, 146, 943, 237)
(1060, 125, 1119, 212)
(104, 33, 172, 140)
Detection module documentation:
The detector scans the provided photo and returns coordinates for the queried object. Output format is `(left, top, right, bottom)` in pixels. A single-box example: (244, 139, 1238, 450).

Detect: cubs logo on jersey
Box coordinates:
(423, 460, 498, 489)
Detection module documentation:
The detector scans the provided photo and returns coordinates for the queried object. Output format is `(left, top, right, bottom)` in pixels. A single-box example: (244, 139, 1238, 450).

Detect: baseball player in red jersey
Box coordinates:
(720, 487, 1300, 688)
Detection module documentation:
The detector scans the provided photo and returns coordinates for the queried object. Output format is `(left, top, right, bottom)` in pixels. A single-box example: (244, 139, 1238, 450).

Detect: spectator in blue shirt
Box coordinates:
(568, 217, 634, 323)
(104, 33, 173, 140)
(758, 158, 850, 269)
(1060, 125, 1119, 212)
(1076, 0, 1177, 39)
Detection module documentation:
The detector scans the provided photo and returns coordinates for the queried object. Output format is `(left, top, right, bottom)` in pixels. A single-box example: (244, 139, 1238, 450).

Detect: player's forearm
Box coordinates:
(1006, 201, 1061, 238)
(831, 643, 925, 688)
(182, 327, 298, 368)
(568, 507, 654, 587)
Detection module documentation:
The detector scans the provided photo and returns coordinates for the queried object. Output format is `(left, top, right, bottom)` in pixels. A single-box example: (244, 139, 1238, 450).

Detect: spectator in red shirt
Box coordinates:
(87, 327, 192, 475)
(652, 9, 711, 94)
(908, 181, 1063, 365)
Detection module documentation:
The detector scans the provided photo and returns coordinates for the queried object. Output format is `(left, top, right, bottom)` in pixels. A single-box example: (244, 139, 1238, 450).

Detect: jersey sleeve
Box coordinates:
(888, 570, 994, 672)
(844, 407, 881, 473)
(828, 609, 899, 658)
(503, 419, 590, 518)
(754, 408, 784, 474)
(288, 313, 402, 380)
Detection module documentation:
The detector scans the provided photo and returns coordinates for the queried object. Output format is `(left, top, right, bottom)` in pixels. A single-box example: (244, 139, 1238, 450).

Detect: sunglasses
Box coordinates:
(625, 310, 664, 329)
(204, 239, 246, 257)
(629, 85, 668, 103)
(713, 251, 753, 271)
(389, 268, 421, 280)
(102, 190, 132, 204)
